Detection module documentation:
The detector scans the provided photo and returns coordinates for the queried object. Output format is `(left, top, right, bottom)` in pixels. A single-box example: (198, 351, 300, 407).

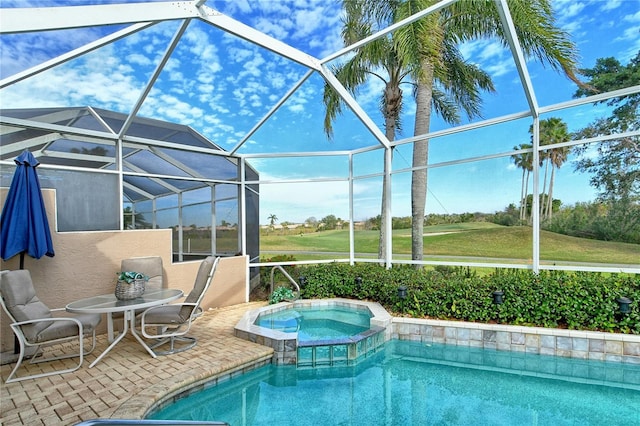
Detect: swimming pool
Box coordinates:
(148, 340, 640, 425)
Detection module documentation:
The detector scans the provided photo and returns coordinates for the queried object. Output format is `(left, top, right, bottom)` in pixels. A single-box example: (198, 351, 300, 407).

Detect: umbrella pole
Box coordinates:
(14, 252, 25, 353)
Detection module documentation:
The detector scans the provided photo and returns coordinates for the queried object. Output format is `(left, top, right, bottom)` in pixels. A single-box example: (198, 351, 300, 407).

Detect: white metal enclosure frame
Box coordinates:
(0, 1, 638, 273)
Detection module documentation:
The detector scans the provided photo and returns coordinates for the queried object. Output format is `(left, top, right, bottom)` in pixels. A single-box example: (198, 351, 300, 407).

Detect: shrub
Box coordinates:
(269, 286, 296, 304)
(296, 263, 640, 334)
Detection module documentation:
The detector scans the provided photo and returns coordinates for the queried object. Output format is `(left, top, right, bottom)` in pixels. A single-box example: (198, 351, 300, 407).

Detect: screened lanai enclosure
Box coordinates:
(1, 1, 639, 274)
(0, 106, 260, 262)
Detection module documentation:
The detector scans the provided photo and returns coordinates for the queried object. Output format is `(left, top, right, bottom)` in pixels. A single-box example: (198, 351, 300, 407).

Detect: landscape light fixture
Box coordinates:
(298, 276, 307, 289)
(397, 285, 408, 314)
(616, 297, 632, 314)
(355, 276, 362, 287)
(492, 290, 504, 305)
(398, 286, 407, 300)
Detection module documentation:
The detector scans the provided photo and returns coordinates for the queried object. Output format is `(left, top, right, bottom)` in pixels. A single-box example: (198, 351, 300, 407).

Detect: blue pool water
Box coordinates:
(149, 340, 640, 425)
(255, 306, 371, 342)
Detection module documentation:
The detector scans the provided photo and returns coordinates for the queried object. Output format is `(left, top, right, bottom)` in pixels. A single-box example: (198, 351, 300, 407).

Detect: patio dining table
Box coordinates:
(66, 288, 183, 368)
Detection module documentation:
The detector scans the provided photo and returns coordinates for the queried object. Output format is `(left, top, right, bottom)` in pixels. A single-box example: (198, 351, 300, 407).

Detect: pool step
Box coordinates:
(297, 326, 386, 368)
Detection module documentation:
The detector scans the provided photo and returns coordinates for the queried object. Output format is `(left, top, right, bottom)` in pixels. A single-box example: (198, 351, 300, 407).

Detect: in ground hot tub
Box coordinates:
(234, 298, 393, 366)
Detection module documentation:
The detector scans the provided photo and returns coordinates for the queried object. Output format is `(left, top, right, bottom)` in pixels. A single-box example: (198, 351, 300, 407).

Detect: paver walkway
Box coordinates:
(1, 302, 272, 425)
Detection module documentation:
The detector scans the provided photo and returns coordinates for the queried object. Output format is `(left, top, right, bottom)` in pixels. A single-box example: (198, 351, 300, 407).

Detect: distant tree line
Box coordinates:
(262, 214, 348, 233)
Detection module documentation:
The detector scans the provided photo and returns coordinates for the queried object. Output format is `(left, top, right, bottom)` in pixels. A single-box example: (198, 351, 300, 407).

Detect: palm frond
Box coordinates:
(444, 0, 582, 87)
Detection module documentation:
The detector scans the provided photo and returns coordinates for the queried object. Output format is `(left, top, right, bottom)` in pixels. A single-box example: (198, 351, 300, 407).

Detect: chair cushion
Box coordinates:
(180, 256, 215, 319)
(144, 305, 186, 325)
(34, 313, 101, 343)
(0, 270, 52, 341)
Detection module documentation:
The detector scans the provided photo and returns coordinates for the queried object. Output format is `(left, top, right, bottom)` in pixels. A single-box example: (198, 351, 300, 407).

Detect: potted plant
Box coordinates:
(269, 286, 295, 304)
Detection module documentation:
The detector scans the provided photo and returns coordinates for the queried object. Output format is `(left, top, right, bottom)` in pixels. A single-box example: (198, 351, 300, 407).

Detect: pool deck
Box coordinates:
(0, 301, 273, 426)
(3, 301, 639, 425)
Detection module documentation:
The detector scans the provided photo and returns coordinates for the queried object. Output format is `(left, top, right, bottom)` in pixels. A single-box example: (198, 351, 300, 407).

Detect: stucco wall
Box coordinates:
(0, 189, 248, 354)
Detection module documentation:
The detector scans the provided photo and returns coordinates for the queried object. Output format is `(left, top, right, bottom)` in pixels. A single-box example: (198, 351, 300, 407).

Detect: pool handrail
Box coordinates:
(269, 265, 301, 300)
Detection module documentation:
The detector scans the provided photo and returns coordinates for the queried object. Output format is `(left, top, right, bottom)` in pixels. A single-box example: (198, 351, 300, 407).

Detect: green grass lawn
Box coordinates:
(260, 224, 640, 265)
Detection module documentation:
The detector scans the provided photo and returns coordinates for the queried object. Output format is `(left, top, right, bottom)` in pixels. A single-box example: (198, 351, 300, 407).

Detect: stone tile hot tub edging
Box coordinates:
(393, 317, 640, 364)
(234, 298, 393, 365)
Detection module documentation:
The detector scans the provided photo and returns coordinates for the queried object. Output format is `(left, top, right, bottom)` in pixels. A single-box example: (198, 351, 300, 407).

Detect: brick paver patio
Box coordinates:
(0, 302, 272, 425)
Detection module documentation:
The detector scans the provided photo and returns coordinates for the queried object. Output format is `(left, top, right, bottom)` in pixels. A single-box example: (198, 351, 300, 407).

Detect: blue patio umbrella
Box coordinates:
(1, 150, 55, 269)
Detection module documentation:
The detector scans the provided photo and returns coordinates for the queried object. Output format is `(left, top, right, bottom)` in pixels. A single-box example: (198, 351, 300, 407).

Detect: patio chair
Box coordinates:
(139, 256, 219, 356)
(107, 255, 164, 341)
(0, 269, 101, 383)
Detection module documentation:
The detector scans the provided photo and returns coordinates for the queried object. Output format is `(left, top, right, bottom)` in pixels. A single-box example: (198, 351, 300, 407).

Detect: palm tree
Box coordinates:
(538, 118, 570, 219)
(511, 143, 533, 222)
(267, 213, 278, 231)
(324, 0, 493, 260)
(365, 0, 582, 265)
(324, 2, 411, 260)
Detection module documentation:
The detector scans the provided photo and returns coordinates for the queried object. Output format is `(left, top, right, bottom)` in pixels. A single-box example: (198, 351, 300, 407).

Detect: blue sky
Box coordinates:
(1, 0, 639, 225)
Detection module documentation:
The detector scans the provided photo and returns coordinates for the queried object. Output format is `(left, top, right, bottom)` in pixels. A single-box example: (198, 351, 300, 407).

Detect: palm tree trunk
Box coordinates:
(378, 162, 389, 261)
(378, 82, 401, 261)
(547, 165, 556, 219)
(524, 170, 530, 223)
(411, 61, 434, 266)
(378, 124, 395, 261)
(541, 158, 549, 216)
(519, 168, 526, 221)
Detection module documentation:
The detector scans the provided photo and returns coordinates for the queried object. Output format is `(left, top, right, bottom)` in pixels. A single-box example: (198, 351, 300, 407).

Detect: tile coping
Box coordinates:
(394, 317, 640, 343)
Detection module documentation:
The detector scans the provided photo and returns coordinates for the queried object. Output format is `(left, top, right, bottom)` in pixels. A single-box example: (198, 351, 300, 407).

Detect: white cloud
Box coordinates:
(217, 0, 252, 14)
(561, 19, 582, 35)
(267, 72, 286, 89)
(601, 0, 623, 11)
(460, 39, 506, 63)
(228, 47, 254, 63)
(478, 41, 504, 61)
(127, 53, 152, 66)
(614, 23, 640, 61)
(617, 24, 640, 40)
(485, 59, 515, 78)
(623, 9, 640, 23)
(283, 83, 318, 114)
(287, 103, 305, 113)
(1, 52, 142, 112)
(554, 0, 589, 37)
(239, 54, 266, 78)
(146, 93, 204, 123)
(250, 0, 292, 15)
(292, 7, 326, 38)
(254, 17, 292, 40)
(0, 25, 115, 79)
(553, 0, 586, 22)
(197, 73, 215, 84)
(249, 94, 262, 108)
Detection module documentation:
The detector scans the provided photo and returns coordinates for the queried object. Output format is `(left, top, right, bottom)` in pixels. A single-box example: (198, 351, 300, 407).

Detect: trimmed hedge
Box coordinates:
(291, 263, 639, 334)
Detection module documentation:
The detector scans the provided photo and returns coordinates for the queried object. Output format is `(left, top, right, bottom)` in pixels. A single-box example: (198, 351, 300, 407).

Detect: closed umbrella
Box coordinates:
(1, 150, 55, 269)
